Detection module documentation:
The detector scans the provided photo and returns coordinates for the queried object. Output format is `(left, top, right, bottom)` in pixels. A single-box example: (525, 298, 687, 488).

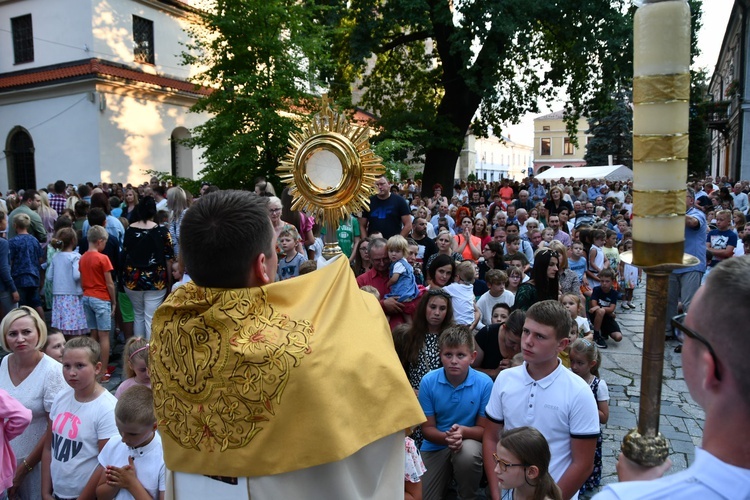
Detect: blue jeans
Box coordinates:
(83, 296, 111, 331)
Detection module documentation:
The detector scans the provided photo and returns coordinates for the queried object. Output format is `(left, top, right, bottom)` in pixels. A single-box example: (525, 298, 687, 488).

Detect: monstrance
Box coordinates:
(278, 97, 384, 259)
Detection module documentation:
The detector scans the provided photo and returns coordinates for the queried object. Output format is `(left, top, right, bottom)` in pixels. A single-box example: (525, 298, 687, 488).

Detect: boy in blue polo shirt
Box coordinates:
(418, 325, 493, 500)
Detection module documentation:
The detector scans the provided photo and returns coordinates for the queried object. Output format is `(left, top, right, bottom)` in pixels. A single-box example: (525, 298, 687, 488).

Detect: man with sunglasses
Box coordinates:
(595, 257, 750, 499)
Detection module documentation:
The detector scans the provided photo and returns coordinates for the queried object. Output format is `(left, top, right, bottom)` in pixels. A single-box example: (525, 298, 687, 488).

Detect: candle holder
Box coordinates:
(627, 0, 691, 467)
(619, 252, 698, 466)
(278, 96, 385, 259)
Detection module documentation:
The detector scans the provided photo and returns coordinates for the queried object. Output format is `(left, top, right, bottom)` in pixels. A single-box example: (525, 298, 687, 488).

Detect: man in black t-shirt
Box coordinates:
(359, 176, 412, 239)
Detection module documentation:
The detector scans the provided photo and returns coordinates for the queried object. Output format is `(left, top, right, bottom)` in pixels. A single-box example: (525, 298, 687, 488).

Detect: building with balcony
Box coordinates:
(0, 0, 210, 192)
(707, 0, 750, 181)
(532, 110, 590, 175)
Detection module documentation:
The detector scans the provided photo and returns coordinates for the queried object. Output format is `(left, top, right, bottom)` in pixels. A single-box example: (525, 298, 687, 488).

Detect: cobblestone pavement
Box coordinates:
(597, 281, 704, 489)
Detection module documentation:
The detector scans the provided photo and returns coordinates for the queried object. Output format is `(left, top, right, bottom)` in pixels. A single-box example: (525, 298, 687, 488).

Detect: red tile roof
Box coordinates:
(0, 58, 211, 96)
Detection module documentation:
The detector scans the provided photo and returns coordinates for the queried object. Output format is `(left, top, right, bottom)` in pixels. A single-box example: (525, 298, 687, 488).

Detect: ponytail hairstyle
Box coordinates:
(50, 227, 77, 251)
(500, 427, 562, 500)
(122, 337, 149, 379)
(570, 338, 601, 378)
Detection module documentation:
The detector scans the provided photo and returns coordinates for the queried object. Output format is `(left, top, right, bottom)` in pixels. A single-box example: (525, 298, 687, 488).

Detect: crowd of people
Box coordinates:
(0, 172, 747, 499)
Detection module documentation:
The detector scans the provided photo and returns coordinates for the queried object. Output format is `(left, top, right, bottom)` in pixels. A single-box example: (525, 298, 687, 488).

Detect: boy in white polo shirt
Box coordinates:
(481, 300, 600, 500)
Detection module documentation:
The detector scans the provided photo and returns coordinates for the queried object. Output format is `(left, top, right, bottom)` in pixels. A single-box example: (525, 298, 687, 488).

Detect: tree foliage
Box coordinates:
(583, 0, 707, 175)
(584, 90, 633, 168)
(182, 0, 332, 189)
(333, 0, 633, 194)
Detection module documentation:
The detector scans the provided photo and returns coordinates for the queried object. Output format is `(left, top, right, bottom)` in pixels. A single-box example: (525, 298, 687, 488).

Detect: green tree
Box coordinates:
(334, 0, 633, 195)
(687, 0, 711, 177)
(584, 90, 633, 168)
(689, 69, 711, 177)
(182, 0, 332, 189)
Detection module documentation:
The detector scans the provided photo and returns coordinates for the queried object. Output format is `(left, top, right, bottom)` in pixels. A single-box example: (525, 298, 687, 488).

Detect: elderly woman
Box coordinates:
(268, 196, 305, 258)
(0, 307, 65, 499)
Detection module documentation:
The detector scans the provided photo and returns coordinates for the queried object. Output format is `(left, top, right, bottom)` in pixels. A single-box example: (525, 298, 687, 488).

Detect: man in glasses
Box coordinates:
(595, 257, 750, 499)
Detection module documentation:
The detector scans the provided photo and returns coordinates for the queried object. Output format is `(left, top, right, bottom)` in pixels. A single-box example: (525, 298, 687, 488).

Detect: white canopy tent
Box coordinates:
(534, 165, 634, 182)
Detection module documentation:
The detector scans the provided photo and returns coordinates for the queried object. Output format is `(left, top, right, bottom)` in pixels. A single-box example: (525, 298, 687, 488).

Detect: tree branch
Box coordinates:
(375, 31, 430, 53)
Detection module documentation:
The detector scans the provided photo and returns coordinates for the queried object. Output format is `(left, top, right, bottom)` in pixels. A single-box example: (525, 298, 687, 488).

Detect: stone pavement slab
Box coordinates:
(596, 281, 704, 492)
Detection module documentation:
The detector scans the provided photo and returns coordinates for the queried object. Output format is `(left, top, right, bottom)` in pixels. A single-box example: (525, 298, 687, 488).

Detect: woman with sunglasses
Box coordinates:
(513, 249, 560, 312)
(494, 427, 562, 500)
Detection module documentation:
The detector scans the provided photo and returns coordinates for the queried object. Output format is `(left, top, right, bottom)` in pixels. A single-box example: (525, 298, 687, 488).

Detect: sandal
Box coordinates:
(100, 373, 112, 383)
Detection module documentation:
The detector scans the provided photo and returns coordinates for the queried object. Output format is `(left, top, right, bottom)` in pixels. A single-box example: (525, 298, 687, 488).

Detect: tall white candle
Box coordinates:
(632, 0, 690, 265)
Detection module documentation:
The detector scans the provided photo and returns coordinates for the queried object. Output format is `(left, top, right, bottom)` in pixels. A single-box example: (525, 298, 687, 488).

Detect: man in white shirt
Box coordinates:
(483, 301, 599, 500)
(595, 257, 750, 499)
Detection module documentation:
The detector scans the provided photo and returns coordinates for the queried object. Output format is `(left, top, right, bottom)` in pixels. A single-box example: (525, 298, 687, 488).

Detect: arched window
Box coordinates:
(5, 127, 36, 191)
(170, 127, 193, 178)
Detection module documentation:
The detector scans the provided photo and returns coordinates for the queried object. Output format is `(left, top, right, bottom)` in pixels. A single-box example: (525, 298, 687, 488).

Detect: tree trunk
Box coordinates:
(422, 146, 461, 198)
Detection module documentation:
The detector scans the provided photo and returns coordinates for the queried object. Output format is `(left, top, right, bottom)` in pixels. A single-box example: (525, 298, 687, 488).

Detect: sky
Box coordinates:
(505, 0, 735, 146)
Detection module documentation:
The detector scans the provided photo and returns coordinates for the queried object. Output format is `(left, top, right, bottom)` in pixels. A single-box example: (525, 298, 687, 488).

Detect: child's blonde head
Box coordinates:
(278, 226, 300, 242)
(386, 234, 408, 254)
(123, 337, 149, 379)
(570, 338, 601, 377)
(560, 293, 583, 314)
(13, 213, 30, 230)
(485, 269, 508, 286)
(115, 385, 156, 427)
(87, 225, 108, 244)
(360, 285, 381, 301)
(456, 261, 475, 283)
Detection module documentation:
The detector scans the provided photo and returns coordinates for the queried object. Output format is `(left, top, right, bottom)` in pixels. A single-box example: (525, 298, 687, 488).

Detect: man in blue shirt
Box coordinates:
(666, 188, 707, 353)
(587, 179, 603, 201)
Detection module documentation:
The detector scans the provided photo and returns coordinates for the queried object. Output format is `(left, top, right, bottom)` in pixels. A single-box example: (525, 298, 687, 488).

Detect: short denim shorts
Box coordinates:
(83, 296, 111, 331)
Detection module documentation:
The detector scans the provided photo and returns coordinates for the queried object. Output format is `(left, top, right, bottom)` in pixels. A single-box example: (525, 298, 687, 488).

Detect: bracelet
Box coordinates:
(22, 458, 32, 472)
